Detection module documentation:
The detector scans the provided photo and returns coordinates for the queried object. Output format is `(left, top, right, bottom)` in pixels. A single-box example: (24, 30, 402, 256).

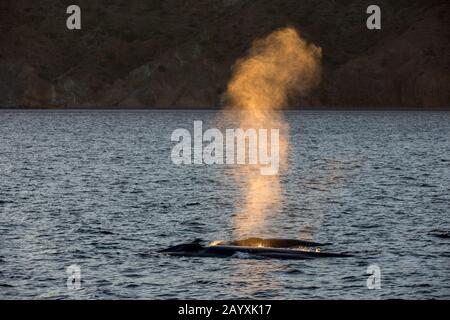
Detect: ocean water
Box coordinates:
(0, 109, 449, 299)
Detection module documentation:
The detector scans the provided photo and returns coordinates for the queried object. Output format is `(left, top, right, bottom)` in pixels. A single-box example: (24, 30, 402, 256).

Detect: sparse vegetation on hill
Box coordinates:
(0, 0, 448, 108)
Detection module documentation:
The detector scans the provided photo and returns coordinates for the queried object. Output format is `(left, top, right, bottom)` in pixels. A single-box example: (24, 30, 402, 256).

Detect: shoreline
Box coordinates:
(1, 106, 450, 111)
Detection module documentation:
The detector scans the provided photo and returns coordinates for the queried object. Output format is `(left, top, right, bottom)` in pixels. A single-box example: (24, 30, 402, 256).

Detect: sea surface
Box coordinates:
(0, 110, 449, 299)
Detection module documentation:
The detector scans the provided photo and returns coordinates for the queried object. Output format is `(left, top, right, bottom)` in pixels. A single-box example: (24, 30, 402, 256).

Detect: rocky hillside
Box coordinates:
(0, 0, 449, 108)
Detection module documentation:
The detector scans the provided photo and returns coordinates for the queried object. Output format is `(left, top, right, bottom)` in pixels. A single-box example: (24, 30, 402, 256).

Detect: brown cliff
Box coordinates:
(0, 0, 448, 108)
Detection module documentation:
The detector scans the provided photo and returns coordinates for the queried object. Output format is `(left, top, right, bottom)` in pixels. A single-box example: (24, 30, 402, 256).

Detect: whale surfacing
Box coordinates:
(159, 238, 352, 260)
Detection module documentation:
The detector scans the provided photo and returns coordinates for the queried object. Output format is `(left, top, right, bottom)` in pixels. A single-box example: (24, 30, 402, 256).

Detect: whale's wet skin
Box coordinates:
(159, 238, 353, 259)
(0, 110, 449, 299)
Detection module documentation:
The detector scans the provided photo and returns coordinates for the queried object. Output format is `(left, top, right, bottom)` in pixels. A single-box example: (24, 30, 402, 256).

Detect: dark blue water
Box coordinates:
(0, 110, 449, 299)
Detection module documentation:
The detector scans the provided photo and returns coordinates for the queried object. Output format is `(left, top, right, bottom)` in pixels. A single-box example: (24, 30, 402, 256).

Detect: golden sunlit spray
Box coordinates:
(221, 27, 322, 238)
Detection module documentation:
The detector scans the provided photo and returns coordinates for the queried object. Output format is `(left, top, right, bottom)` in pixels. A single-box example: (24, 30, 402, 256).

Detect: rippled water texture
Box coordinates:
(0, 110, 449, 299)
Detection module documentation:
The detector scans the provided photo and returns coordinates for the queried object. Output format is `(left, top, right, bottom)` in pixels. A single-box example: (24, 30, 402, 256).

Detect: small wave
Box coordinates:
(429, 230, 450, 239)
(419, 183, 436, 188)
(154, 179, 169, 183)
(232, 251, 257, 259)
(352, 224, 379, 229)
(183, 202, 201, 207)
(285, 268, 304, 275)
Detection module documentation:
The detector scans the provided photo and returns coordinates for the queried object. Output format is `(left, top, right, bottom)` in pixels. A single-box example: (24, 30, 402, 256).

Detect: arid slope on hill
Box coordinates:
(0, 0, 448, 108)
